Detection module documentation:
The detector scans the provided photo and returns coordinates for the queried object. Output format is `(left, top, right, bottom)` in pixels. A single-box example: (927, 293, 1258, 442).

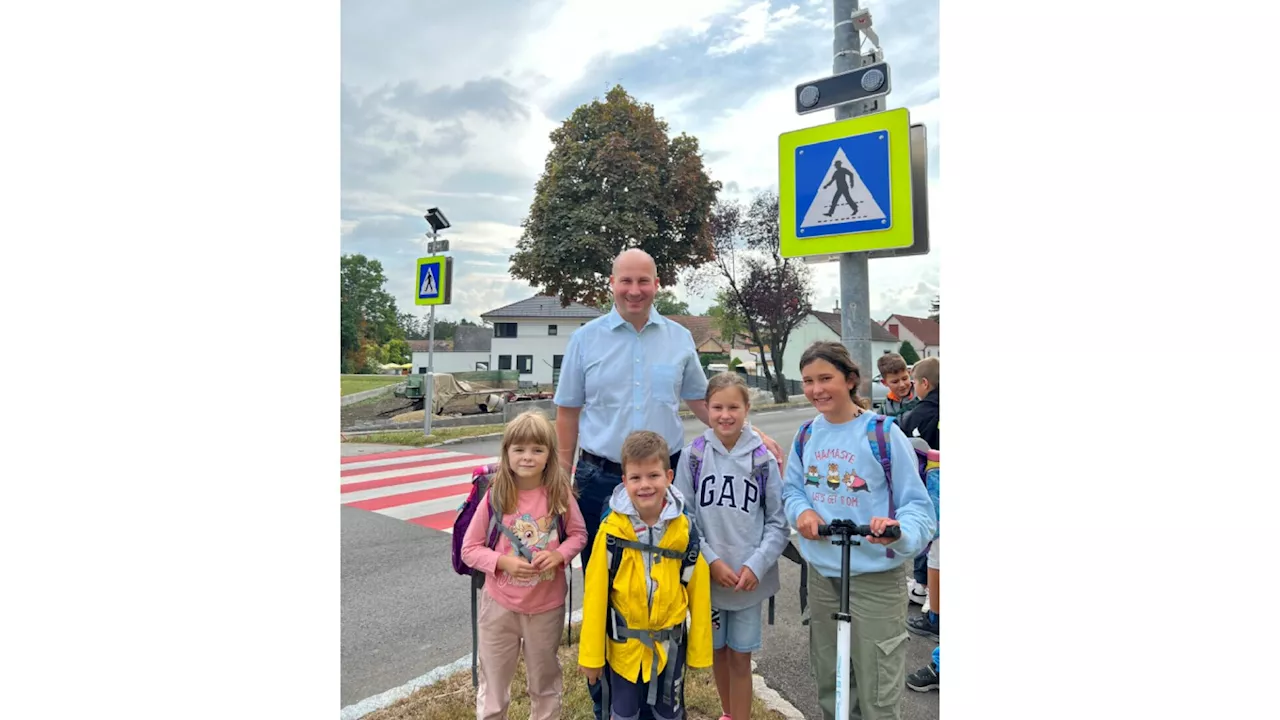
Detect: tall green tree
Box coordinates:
(510, 85, 721, 307)
(706, 288, 746, 347)
(899, 341, 921, 365)
(340, 254, 403, 372)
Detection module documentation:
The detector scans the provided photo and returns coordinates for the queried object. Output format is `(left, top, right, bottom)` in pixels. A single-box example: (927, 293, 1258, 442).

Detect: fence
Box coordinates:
(704, 367, 803, 397)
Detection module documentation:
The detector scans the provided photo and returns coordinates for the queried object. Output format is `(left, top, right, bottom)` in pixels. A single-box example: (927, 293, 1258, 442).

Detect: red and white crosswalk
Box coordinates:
(340, 447, 496, 532)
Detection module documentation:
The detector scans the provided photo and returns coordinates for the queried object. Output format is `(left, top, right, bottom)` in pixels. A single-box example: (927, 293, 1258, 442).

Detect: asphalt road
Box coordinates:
(341, 404, 941, 717)
(340, 506, 584, 707)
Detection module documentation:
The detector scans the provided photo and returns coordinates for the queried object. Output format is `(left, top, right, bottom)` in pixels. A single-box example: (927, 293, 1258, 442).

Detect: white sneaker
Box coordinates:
(907, 579, 927, 606)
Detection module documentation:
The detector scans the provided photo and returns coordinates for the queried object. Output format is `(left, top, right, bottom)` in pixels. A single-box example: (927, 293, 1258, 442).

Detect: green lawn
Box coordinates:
(340, 375, 405, 396)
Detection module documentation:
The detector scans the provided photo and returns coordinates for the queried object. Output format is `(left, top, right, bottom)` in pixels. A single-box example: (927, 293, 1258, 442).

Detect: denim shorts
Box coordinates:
(711, 602, 763, 653)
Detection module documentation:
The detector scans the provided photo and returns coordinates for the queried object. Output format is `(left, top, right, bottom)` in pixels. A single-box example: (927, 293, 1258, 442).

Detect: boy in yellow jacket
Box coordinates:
(579, 430, 713, 720)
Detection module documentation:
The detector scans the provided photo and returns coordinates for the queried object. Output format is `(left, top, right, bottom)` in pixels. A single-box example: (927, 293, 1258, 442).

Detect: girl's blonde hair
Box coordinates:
(490, 410, 577, 516)
(706, 371, 751, 406)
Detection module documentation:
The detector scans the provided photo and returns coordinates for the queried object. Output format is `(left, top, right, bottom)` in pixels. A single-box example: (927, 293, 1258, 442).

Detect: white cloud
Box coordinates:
(511, 0, 749, 104)
(707, 2, 805, 57)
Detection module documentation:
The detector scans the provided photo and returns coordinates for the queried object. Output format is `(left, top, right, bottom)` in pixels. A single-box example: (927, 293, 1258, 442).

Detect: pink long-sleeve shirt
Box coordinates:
(461, 485, 588, 615)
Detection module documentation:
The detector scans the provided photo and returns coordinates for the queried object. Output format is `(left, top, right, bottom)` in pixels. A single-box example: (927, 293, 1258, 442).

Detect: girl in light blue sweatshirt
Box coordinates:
(673, 372, 789, 720)
(781, 341, 936, 720)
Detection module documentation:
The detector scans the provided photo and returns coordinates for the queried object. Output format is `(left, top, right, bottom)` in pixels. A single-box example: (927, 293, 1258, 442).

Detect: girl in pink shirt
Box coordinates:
(461, 411, 587, 720)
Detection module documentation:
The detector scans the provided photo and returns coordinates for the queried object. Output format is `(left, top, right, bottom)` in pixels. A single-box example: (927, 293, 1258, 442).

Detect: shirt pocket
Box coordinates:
(650, 363, 679, 403)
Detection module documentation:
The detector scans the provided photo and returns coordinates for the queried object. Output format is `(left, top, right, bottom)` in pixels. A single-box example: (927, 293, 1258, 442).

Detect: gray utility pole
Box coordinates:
(833, 0, 881, 397)
(424, 226, 440, 435)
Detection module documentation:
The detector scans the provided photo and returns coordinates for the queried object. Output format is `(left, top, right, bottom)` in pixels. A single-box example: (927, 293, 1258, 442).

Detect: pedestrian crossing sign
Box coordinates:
(415, 255, 452, 306)
(779, 108, 915, 258)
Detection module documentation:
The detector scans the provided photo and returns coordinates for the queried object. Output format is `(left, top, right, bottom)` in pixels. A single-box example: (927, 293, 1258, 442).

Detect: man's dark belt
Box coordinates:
(580, 450, 681, 477)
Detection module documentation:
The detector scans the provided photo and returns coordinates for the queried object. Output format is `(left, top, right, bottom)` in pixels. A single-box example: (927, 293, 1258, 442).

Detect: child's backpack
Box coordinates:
(687, 435, 772, 512)
(451, 464, 571, 688)
(925, 449, 940, 539)
(792, 413, 928, 560)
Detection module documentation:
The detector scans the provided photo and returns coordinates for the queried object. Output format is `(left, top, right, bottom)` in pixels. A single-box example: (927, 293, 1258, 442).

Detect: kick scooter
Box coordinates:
(816, 519, 901, 720)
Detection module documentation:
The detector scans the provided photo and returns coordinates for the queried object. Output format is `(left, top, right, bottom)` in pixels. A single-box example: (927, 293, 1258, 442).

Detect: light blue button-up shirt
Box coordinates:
(553, 306, 709, 463)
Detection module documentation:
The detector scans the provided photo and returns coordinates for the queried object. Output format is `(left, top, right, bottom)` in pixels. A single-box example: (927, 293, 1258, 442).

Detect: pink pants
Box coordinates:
(476, 592, 565, 720)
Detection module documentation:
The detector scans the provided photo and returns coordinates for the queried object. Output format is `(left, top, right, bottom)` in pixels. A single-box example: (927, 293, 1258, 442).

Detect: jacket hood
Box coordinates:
(701, 426, 763, 459)
(608, 482, 687, 524)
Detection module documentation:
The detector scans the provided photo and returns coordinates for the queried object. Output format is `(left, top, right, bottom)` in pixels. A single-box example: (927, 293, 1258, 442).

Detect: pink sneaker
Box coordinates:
(719, 715, 732, 720)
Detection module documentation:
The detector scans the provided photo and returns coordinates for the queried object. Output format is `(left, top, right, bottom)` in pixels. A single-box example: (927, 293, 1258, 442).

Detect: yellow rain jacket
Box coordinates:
(578, 484, 712, 683)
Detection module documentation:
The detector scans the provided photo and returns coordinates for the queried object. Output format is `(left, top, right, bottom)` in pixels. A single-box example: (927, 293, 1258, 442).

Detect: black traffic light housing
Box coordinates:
(794, 62, 892, 116)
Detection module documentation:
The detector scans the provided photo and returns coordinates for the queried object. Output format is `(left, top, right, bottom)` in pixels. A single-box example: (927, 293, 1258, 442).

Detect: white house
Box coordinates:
(409, 337, 490, 375)
(479, 295, 603, 385)
(779, 310, 902, 379)
(880, 314, 940, 359)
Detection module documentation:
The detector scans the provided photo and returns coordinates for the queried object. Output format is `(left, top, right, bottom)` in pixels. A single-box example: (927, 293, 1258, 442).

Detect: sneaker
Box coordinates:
(907, 580, 927, 605)
(906, 662, 939, 692)
(907, 611, 939, 641)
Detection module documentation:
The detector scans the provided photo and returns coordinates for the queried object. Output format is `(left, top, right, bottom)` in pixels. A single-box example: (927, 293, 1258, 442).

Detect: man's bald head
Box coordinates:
(610, 248, 660, 326)
(611, 248, 657, 278)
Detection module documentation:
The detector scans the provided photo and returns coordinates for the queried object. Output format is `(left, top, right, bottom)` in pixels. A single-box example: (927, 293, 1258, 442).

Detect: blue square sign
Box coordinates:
(793, 129, 892, 239)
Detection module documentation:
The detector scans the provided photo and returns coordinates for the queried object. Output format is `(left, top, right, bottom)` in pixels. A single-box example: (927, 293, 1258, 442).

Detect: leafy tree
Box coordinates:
(928, 295, 940, 324)
(706, 288, 746, 347)
(510, 85, 721, 307)
(899, 341, 921, 365)
(384, 338, 410, 364)
(695, 191, 814, 403)
(341, 254, 403, 373)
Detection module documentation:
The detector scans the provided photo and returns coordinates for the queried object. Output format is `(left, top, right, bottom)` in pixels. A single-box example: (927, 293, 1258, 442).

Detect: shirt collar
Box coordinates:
(605, 305, 665, 331)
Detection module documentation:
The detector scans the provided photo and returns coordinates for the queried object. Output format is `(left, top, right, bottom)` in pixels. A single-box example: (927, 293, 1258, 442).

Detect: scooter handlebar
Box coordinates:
(816, 521, 901, 539)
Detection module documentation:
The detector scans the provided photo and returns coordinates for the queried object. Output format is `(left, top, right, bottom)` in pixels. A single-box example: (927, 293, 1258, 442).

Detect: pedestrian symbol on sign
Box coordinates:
(800, 146, 886, 229)
(420, 266, 438, 297)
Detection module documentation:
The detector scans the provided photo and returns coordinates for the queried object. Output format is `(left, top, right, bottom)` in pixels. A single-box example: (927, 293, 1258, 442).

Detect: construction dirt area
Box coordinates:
(341, 374, 555, 432)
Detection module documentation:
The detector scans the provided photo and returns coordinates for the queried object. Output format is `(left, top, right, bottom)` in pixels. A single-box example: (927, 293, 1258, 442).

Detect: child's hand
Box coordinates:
(797, 510, 822, 540)
(734, 566, 758, 592)
(580, 665, 602, 683)
(866, 517, 900, 545)
(709, 560, 740, 589)
(497, 555, 540, 579)
(531, 550, 565, 572)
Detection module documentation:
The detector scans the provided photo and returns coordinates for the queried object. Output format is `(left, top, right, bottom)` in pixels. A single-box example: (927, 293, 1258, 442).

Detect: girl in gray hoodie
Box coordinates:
(673, 373, 790, 720)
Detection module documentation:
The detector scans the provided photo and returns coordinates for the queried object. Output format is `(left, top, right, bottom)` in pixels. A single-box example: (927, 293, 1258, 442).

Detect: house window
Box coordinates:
(498, 355, 512, 370)
(548, 324, 558, 336)
(517, 355, 534, 374)
(887, 323, 899, 337)
(418, 367, 428, 374)
(553, 354, 564, 370)
(494, 323, 518, 338)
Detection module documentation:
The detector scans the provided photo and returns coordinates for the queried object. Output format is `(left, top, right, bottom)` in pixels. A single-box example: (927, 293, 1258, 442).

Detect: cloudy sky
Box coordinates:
(341, 0, 939, 324)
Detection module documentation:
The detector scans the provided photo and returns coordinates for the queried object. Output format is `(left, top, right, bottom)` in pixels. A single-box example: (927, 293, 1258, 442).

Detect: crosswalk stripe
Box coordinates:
(340, 450, 582, 569)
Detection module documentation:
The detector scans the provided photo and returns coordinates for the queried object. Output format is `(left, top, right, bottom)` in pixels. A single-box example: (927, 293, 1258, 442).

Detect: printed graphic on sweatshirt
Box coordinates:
(697, 473, 761, 514)
(497, 512, 558, 587)
(804, 446, 876, 509)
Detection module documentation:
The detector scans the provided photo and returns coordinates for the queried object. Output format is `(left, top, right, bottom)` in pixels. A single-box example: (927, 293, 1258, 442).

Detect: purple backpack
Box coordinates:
(450, 463, 570, 688)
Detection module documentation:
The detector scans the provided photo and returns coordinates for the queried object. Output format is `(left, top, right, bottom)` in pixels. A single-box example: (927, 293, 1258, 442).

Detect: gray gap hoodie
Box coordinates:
(673, 428, 789, 611)
(607, 481, 688, 609)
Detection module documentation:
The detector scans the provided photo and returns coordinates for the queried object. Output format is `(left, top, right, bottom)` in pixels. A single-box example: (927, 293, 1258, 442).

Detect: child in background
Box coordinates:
(878, 353, 928, 605)
(673, 373, 789, 720)
(782, 342, 936, 720)
(900, 357, 939, 450)
(877, 353, 920, 420)
(461, 411, 588, 720)
(579, 430, 713, 720)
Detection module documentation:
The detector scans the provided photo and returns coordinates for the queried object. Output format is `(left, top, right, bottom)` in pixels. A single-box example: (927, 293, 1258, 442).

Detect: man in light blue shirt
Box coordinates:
(554, 248, 782, 720)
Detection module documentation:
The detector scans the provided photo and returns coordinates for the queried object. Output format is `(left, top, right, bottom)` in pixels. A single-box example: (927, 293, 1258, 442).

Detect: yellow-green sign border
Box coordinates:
(779, 107, 915, 257)
(414, 255, 449, 306)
